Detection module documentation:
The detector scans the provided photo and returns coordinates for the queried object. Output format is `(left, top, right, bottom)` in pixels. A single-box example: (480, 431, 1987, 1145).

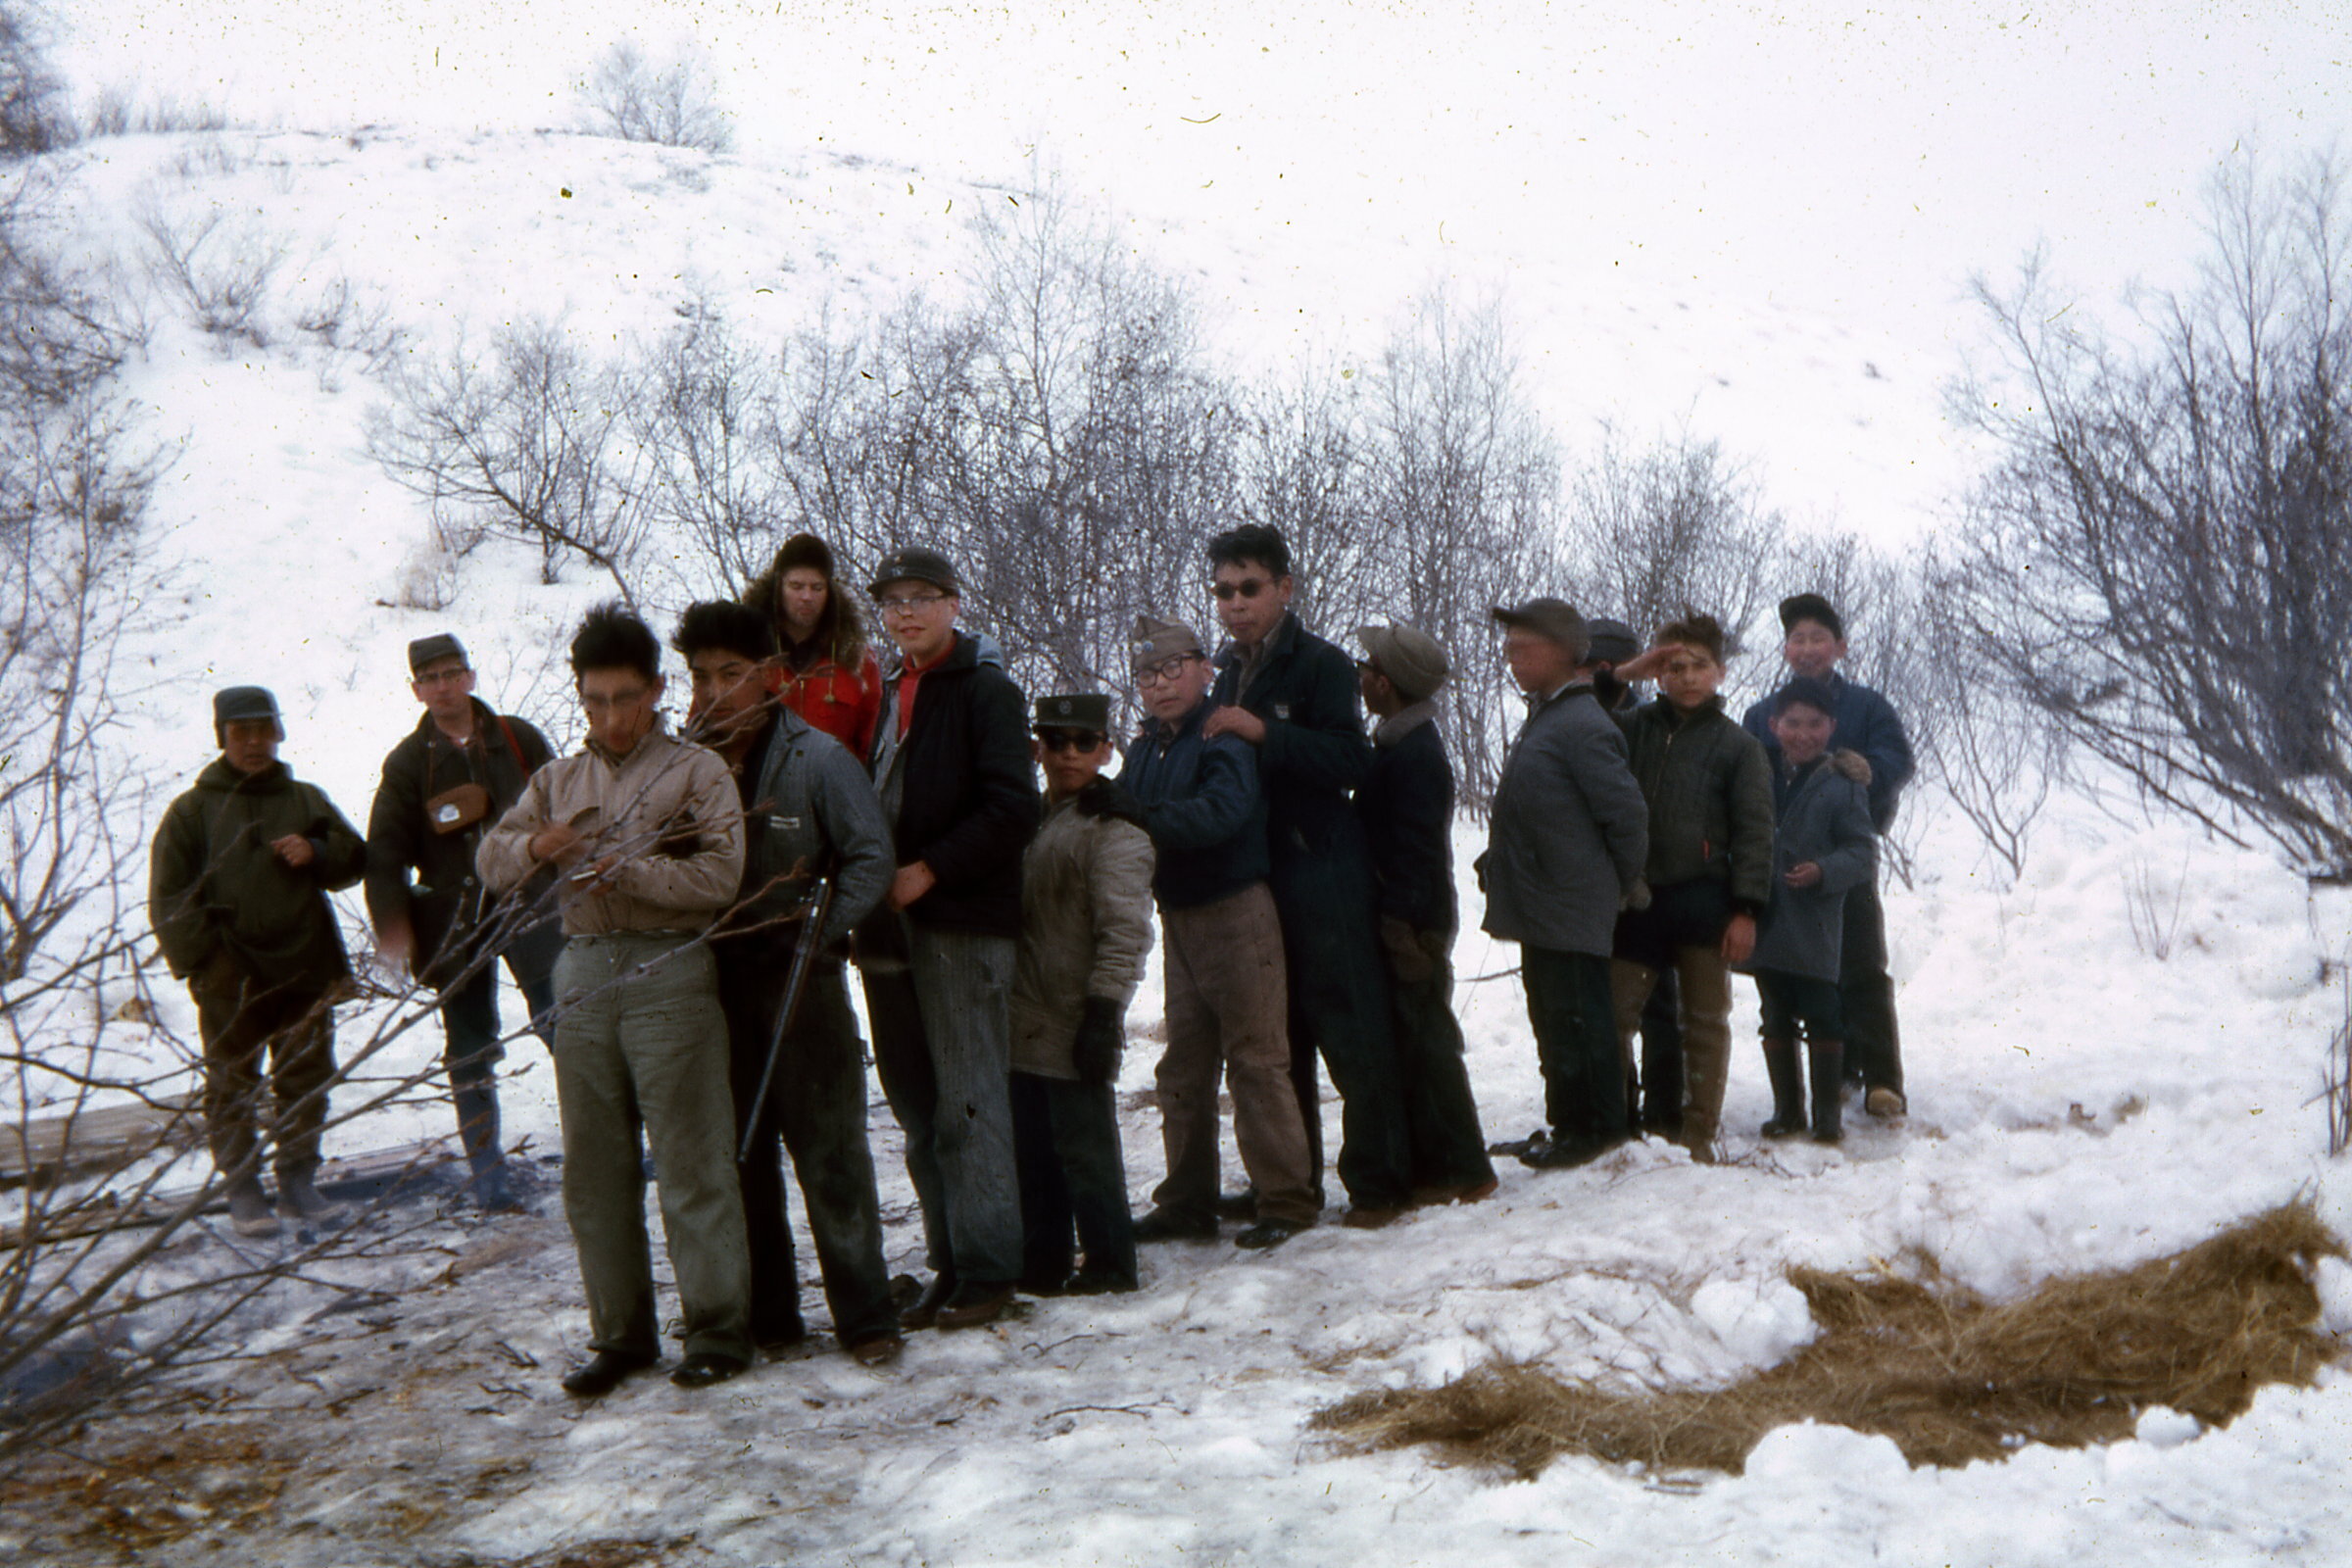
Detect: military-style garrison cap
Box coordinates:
(1353, 624, 1450, 703)
(408, 632, 468, 672)
(1130, 614, 1204, 670)
(867, 547, 960, 597)
(1034, 693, 1111, 733)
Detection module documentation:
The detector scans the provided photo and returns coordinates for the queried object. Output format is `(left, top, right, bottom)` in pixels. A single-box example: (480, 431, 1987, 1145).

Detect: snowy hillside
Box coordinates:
(8, 2, 2352, 1559)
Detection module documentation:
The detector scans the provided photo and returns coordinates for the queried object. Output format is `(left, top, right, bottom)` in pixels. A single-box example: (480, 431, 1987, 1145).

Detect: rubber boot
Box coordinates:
(454, 1078, 519, 1212)
(1808, 1040, 1846, 1145)
(277, 1166, 346, 1224)
(1759, 1039, 1807, 1139)
(223, 1174, 280, 1238)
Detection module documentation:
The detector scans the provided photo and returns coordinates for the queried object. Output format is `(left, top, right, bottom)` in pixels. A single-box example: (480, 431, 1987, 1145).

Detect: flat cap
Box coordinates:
(1034, 693, 1111, 733)
(407, 632, 467, 672)
(1353, 623, 1450, 703)
(1492, 597, 1589, 653)
(868, 547, 960, 597)
(1584, 618, 1640, 667)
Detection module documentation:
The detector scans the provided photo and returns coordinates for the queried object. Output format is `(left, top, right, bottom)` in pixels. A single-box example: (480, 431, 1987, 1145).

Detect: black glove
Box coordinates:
(1072, 995, 1125, 1087)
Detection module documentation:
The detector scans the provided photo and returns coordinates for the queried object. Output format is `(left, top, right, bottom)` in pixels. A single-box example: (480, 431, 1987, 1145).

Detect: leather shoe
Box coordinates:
(900, 1275, 956, 1331)
(560, 1349, 657, 1397)
(1134, 1206, 1218, 1243)
(1341, 1205, 1404, 1230)
(846, 1331, 905, 1367)
(1487, 1127, 1551, 1159)
(669, 1352, 748, 1390)
(1213, 1188, 1258, 1221)
(1519, 1135, 1621, 1171)
(1235, 1219, 1305, 1250)
(936, 1282, 1015, 1330)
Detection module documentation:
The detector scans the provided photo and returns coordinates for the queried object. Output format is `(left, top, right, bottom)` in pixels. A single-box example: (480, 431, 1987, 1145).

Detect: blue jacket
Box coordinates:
(1745, 758, 1878, 983)
(1118, 699, 1268, 911)
(1742, 672, 1914, 830)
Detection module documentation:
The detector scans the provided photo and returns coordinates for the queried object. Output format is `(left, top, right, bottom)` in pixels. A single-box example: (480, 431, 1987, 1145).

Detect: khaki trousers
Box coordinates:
(1156, 885, 1318, 1228)
(1610, 949, 1734, 1157)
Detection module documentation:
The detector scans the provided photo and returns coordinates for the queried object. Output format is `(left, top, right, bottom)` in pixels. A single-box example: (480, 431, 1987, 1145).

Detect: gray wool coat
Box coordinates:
(1745, 759, 1878, 983)
(1481, 683, 1650, 956)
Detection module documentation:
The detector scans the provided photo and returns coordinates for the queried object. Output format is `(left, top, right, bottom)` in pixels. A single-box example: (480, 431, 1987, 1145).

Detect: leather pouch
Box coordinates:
(426, 782, 492, 834)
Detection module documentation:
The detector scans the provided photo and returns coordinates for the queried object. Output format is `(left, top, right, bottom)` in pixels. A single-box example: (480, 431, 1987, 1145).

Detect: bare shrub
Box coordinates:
(1562, 422, 1787, 688)
(80, 87, 229, 139)
(1950, 147, 2352, 880)
(368, 320, 649, 601)
(2122, 847, 2192, 961)
(1314, 1203, 2342, 1478)
(292, 270, 406, 369)
(580, 39, 733, 155)
(137, 206, 285, 351)
(2326, 980, 2350, 1157)
(0, 2, 66, 159)
(633, 303, 788, 597)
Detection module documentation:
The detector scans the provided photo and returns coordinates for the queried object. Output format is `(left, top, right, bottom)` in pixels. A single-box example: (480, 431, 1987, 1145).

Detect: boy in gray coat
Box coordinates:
(1744, 677, 1878, 1145)
(1479, 599, 1650, 1170)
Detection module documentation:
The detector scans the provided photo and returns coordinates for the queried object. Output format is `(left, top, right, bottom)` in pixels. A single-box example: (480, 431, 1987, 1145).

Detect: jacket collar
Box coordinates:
(412, 696, 502, 752)
(1140, 695, 1211, 749)
(888, 629, 979, 683)
(1373, 698, 1441, 748)
(200, 758, 290, 792)
(586, 717, 676, 770)
(1215, 611, 1301, 678)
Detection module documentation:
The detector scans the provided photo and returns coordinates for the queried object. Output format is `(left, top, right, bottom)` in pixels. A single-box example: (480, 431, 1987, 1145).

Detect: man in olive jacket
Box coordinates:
(1480, 600, 1650, 1170)
(364, 633, 558, 1211)
(150, 687, 367, 1237)
(1204, 523, 1412, 1224)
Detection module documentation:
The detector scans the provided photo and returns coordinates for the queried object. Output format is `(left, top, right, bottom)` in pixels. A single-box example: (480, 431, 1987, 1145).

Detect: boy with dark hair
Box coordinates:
(673, 600, 904, 1366)
(1009, 692, 1154, 1294)
(478, 602, 753, 1396)
(1602, 614, 1775, 1161)
(364, 633, 558, 1212)
(1123, 615, 1319, 1249)
(1743, 676, 1878, 1145)
(150, 687, 368, 1237)
(855, 547, 1040, 1331)
(1202, 524, 1412, 1227)
(1352, 624, 1494, 1206)
(1480, 598, 1651, 1170)
(1741, 592, 1914, 1118)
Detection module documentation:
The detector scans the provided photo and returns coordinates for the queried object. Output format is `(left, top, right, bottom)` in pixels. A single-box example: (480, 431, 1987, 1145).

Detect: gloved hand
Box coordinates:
(1381, 915, 1435, 985)
(1830, 748, 1873, 786)
(1072, 995, 1125, 1087)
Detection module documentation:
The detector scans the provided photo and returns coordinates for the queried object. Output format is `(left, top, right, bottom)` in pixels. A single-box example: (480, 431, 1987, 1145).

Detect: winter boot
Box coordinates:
(1808, 1040, 1847, 1145)
(454, 1079, 520, 1212)
(1759, 1039, 1807, 1139)
(277, 1167, 346, 1225)
(223, 1175, 280, 1238)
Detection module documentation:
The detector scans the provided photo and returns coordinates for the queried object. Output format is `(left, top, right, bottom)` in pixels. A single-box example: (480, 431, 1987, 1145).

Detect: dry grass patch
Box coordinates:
(1315, 1202, 2344, 1478)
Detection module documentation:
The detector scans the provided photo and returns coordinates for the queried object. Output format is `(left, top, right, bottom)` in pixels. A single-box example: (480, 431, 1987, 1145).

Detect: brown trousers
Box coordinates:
(1156, 884, 1317, 1228)
(194, 973, 337, 1182)
(1610, 950, 1733, 1157)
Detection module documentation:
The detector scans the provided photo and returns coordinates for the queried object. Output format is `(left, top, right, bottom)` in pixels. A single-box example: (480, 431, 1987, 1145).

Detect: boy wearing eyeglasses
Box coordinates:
(1202, 524, 1412, 1227)
(855, 547, 1040, 1332)
(1007, 693, 1154, 1294)
(1120, 615, 1319, 1250)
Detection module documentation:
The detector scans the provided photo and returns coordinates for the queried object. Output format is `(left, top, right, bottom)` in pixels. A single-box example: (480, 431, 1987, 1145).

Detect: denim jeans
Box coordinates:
(1010, 1070, 1137, 1287)
(858, 919, 1024, 1288)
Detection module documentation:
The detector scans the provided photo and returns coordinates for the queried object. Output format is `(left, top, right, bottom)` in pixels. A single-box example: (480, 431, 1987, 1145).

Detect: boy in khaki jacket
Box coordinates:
(477, 604, 750, 1397)
(1008, 693, 1154, 1295)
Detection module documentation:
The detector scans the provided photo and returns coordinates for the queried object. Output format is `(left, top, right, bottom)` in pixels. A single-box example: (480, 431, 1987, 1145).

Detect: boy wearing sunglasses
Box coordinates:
(1006, 694, 1155, 1294)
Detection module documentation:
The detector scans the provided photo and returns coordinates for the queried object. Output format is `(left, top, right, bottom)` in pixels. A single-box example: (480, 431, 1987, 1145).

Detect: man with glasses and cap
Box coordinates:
(1122, 615, 1319, 1250)
(1008, 691, 1154, 1295)
(150, 686, 368, 1237)
(364, 633, 560, 1212)
(1480, 598, 1650, 1171)
(855, 546, 1039, 1331)
(1353, 624, 1494, 1206)
(1201, 524, 1414, 1230)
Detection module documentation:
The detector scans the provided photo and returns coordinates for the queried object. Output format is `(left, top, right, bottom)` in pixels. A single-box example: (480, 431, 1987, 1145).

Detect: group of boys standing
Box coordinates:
(147, 522, 1912, 1399)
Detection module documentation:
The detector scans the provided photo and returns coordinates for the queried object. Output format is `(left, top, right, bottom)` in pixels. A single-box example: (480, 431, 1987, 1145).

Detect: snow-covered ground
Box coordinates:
(10, 5, 2352, 1560)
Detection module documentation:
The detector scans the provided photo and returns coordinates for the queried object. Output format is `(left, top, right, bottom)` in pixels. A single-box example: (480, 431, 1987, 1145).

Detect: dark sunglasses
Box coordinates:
(1037, 729, 1106, 753)
(1210, 578, 1274, 601)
